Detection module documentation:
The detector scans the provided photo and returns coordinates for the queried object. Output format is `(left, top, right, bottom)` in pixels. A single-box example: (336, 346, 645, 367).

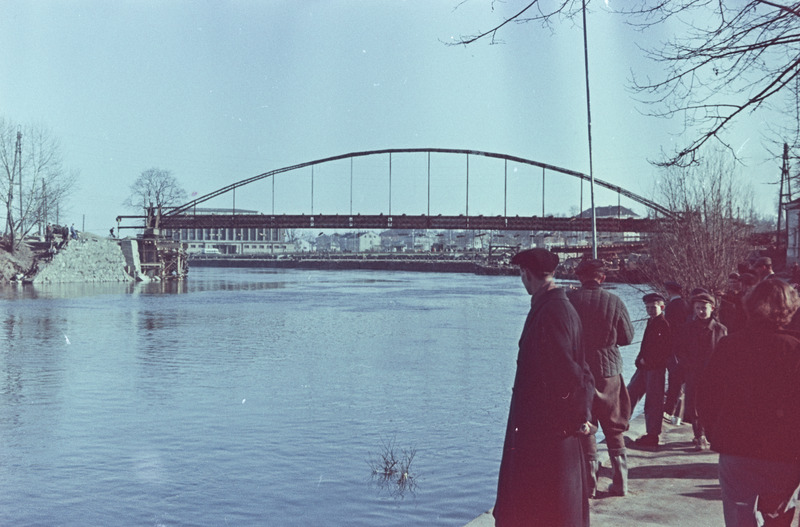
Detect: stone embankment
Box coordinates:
(32, 235, 135, 284)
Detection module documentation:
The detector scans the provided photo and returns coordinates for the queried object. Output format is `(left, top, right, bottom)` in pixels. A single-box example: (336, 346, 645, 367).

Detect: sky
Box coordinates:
(0, 0, 786, 235)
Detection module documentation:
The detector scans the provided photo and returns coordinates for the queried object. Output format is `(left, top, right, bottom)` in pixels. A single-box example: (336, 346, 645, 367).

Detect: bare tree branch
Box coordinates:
(124, 168, 187, 211)
(0, 117, 78, 251)
(451, 0, 800, 167)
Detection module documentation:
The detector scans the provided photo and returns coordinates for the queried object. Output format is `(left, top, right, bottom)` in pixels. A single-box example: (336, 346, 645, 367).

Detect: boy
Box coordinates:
(628, 293, 671, 449)
(680, 292, 727, 450)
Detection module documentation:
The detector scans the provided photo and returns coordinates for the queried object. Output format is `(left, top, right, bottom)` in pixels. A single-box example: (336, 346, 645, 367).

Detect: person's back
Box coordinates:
(702, 326, 800, 460)
(567, 259, 634, 497)
(568, 283, 634, 378)
(663, 282, 691, 422)
(698, 279, 800, 526)
(665, 295, 690, 328)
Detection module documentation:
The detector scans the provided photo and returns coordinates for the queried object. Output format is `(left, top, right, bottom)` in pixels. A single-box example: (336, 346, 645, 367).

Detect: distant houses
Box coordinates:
(162, 204, 645, 255)
(289, 204, 645, 254)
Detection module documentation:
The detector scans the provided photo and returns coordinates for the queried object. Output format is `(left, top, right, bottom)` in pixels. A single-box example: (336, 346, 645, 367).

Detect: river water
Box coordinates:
(0, 268, 649, 526)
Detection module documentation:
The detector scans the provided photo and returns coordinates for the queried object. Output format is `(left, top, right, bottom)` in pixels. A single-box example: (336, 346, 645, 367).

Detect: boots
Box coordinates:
(608, 448, 628, 496)
(587, 459, 600, 499)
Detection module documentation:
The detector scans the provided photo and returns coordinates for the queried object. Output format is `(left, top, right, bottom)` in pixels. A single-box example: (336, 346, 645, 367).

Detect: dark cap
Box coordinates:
(728, 272, 740, 280)
(691, 292, 716, 306)
(575, 258, 606, 275)
(755, 256, 773, 268)
(643, 293, 666, 304)
(690, 287, 710, 297)
(663, 281, 682, 292)
(511, 248, 559, 273)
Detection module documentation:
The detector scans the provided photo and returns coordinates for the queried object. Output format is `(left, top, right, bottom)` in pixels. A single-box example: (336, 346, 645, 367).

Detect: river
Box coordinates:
(0, 268, 650, 526)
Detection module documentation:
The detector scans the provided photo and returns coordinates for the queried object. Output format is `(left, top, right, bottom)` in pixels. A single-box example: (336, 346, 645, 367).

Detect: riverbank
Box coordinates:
(465, 413, 755, 527)
(0, 242, 36, 281)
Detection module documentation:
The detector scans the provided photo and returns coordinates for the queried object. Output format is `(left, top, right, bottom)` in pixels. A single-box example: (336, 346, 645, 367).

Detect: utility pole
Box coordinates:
(16, 129, 22, 239)
(41, 180, 47, 236)
(778, 143, 791, 250)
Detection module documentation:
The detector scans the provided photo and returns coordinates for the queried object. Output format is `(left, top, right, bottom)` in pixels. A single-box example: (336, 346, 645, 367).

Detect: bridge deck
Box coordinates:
(118, 214, 661, 233)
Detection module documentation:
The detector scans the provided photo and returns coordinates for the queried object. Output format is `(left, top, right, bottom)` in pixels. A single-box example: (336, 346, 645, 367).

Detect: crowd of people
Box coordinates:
(492, 249, 800, 527)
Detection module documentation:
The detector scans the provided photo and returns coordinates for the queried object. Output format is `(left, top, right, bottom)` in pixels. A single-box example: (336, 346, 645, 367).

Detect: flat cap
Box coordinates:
(511, 248, 559, 273)
(691, 292, 716, 306)
(643, 293, 666, 304)
(575, 258, 606, 275)
(663, 281, 682, 292)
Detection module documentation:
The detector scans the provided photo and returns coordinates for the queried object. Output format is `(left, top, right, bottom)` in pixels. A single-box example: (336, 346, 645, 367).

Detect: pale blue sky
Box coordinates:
(0, 1, 782, 234)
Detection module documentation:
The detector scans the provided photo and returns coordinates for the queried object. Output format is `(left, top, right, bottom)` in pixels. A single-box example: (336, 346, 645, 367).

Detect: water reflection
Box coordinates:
(0, 310, 68, 432)
(0, 277, 288, 300)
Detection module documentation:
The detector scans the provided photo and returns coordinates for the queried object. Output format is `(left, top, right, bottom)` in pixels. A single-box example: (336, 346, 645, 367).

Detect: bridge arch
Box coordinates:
(164, 148, 673, 219)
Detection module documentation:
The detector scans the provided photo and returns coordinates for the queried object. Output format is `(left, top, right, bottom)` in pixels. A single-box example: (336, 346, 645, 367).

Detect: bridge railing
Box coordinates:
(117, 212, 664, 233)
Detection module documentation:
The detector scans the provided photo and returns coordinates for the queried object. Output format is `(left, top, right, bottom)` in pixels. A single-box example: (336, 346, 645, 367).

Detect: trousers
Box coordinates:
(719, 453, 800, 527)
(627, 367, 665, 436)
(580, 373, 630, 456)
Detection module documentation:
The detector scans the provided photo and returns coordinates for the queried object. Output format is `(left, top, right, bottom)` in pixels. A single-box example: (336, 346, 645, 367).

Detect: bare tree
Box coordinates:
(125, 167, 187, 211)
(0, 118, 77, 251)
(643, 152, 757, 294)
(450, 1, 800, 167)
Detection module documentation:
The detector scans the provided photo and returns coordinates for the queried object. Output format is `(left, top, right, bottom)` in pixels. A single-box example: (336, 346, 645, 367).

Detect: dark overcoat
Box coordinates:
(699, 324, 800, 462)
(493, 287, 594, 527)
(635, 314, 671, 370)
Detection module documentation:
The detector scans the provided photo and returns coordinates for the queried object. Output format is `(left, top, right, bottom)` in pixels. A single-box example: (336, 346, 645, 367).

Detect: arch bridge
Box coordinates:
(117, 148, 672, 233)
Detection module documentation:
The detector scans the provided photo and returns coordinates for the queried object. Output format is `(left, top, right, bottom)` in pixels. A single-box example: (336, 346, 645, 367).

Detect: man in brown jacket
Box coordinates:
(568, 259, 635, 497)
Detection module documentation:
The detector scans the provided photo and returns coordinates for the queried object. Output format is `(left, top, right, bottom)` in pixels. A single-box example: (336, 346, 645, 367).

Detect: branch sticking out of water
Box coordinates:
(367, 437, 417, 498)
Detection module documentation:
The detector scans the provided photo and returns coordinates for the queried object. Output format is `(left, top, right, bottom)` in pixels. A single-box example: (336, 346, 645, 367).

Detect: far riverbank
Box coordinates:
(188, 253, 513, 275)
(188, 252, 648, 282)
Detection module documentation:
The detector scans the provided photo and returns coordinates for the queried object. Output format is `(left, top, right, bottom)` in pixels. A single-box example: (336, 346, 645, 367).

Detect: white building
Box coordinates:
(340, 231, 381, 252)
(161, 208, 290, 255)
(785, 199, 800, 266)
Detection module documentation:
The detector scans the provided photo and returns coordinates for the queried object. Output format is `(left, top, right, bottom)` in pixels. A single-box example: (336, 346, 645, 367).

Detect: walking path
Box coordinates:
(465, 415, 800, 526)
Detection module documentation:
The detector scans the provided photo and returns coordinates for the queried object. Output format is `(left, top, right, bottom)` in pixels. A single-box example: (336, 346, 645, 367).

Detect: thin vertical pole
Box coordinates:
(272, 176, 275, 215)
(466, 154, 469, 217)
(504, 159, 508, 217)
(582, 0, 598, 258)
(350, 157, 353, 216)
(542, 167, 546, 217)
(427, 152, 431, 217)
(233, 187, 236, 215)
(389, 153, 392, 216)
(311, 165, 314, 216)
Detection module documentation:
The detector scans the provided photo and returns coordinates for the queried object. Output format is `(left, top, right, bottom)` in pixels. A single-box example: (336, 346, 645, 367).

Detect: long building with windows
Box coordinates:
(160, 208, 290, 255)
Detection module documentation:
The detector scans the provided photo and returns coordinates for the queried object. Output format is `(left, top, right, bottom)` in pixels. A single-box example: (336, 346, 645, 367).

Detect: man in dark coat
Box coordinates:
(493, 248, 595, 527)
(628, 293, 672, 449)
(567, 258, 634, 497)
(680, 292, 727, 450)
